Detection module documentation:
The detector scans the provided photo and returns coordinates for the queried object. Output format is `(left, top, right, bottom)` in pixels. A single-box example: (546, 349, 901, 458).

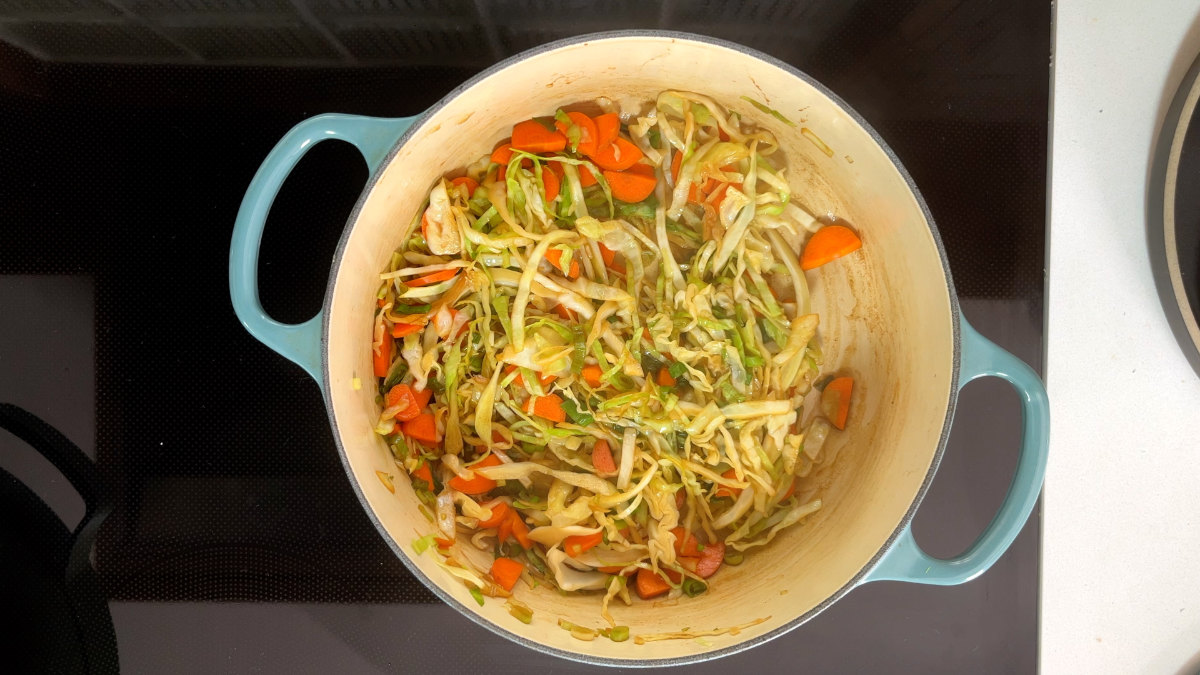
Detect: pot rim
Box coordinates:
(319, 29, 962, 667)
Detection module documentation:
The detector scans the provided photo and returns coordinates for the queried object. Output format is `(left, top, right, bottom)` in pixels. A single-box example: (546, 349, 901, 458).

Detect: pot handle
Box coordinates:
(229, 113, 418, 382)
(862, 315, 1049, 585)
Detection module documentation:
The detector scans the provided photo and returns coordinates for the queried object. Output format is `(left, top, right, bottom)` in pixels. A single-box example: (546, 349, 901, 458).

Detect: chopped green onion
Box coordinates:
(602, 625, 631, 642)
(506, 599, 534, 624)
(412, 534, 436, 555)
(740, 96, 797, 127)
(470, 586, 485, 606)
(681, 578, 708, 597)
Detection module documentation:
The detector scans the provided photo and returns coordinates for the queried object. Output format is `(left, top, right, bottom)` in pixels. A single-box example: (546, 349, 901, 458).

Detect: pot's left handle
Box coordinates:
(229, 113, 418, 383)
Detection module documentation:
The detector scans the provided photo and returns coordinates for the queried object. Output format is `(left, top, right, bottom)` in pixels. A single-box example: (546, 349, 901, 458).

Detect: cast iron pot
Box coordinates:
(229, 31, 1049, 666)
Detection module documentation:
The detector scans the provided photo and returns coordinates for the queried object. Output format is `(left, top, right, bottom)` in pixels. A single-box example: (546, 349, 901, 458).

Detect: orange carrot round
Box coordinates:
(563, 531, 604, 558)
(386, 384, 423, 421)
(448, 453, 503, 494)
(511, 119, 567, 153)
(542, 164, 561, 203)
(821, 376, 854, 430)
(670, 526, 703, 557)
(402, 412, 441, 446)
(800, 224, 863, 271)
(411, 460, 433, 488)
(507, 364, 556, 388)
(579, 164, 598, 187)
(392, 322, 423, 338)
(544, 247, 580, 279)
(693, 541, 725, 578)
(656, 366, 677, 387)
(780, 477, 797, 501)
(635, 567, 671, 599)
(412, 387, 433, 409)
(407, 268, 458, 287)
(591, 439, 616, 473)
(603, 163, 657, 203)
(524, 394, 566, 423)
(449, 176, 478, 196)
(490, 142, 513, 165)
(581, 364, 604, 388)
(597, 243, 625, 274)
(477, 500, 512, 529)
(713, 467, 741, 498)
(508, 511, 532, 548)
(490, 556, 525, 592)
(588, 137, 643, 171)
(372, 335, 392, 378)
(555, 111, 599, 156)
(593, 113, 620, 151)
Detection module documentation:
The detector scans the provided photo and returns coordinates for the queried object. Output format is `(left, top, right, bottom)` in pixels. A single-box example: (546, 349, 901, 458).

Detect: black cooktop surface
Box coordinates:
(0, 2, 1048, 672)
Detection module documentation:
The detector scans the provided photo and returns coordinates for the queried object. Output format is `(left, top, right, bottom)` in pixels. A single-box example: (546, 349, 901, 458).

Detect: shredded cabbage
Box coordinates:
(369, 92, 854, 623)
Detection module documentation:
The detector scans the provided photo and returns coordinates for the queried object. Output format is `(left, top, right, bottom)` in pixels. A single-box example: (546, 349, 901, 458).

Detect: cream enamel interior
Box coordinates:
(324, 35, 955, 663)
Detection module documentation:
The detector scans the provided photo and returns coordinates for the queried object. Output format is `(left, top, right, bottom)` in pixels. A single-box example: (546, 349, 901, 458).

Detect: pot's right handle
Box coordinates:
(863, 316, 1049, 585)
(229, 113, 418, 383)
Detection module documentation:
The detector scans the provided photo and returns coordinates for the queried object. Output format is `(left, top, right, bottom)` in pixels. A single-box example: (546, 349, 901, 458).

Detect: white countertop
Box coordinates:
(1046, 2, 1200, 673)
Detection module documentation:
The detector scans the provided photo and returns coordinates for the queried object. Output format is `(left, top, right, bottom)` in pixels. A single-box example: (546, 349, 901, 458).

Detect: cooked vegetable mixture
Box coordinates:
(371, 91, 862, 636)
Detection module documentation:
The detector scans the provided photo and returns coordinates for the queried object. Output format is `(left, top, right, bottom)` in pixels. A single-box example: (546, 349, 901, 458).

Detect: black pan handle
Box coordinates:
(0, 402, 111, 579)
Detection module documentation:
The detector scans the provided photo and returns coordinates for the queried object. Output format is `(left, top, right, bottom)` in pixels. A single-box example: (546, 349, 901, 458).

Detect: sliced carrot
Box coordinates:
(386, 384, 422, 421)
(509, 511, 532, 548)
(554, 111, 599, 156)
(491, 142, 513, 165)
(497, 513, 513, 544)
(604, 163, 657, 203)
(597, 565, 635, 576)
(694, 541, 725, 579)
(490, 556, 525, 592)
(449, 176, 478, 196)
(593, 113, 620, 151)
(719, 127, 731, 142)
(525, 394, 567, 423)
(512, 119, 567, 153)
(821, 376, 854, 430)
(597, 243, 625, 274)
(579, 164, 598, 187)
(478, 501, 512, 529)
(563, 531, 604, 558)
(402, 413, 440, 446)
(656, 367, 676, 387)
(780, 477, 797, 501)
(506, 364, 555, 388)
(435, 537, 454, 550)
(544, 247, 580, 279)
(670, 151, 698, 202)
(407, 268, 458, 287)
(706, 181, 741, 207)
(587, 137, 643, 171)
(591, 439, 616, 473)
(800, 224, 863, 271)
(372, 336, 392, 378)
(635, 567, 672, 600)
(670, 527, 703, 558)
(413, 387, 433, 409)
(448, 453, 503, 495)
(714, 468, 741, 498)
(411, 460, 433, 489)
(541, 163, 562, 202)
(581, 364, 604, 388)
(553, 303, 575, 321)
(392, 322, 423, 338)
